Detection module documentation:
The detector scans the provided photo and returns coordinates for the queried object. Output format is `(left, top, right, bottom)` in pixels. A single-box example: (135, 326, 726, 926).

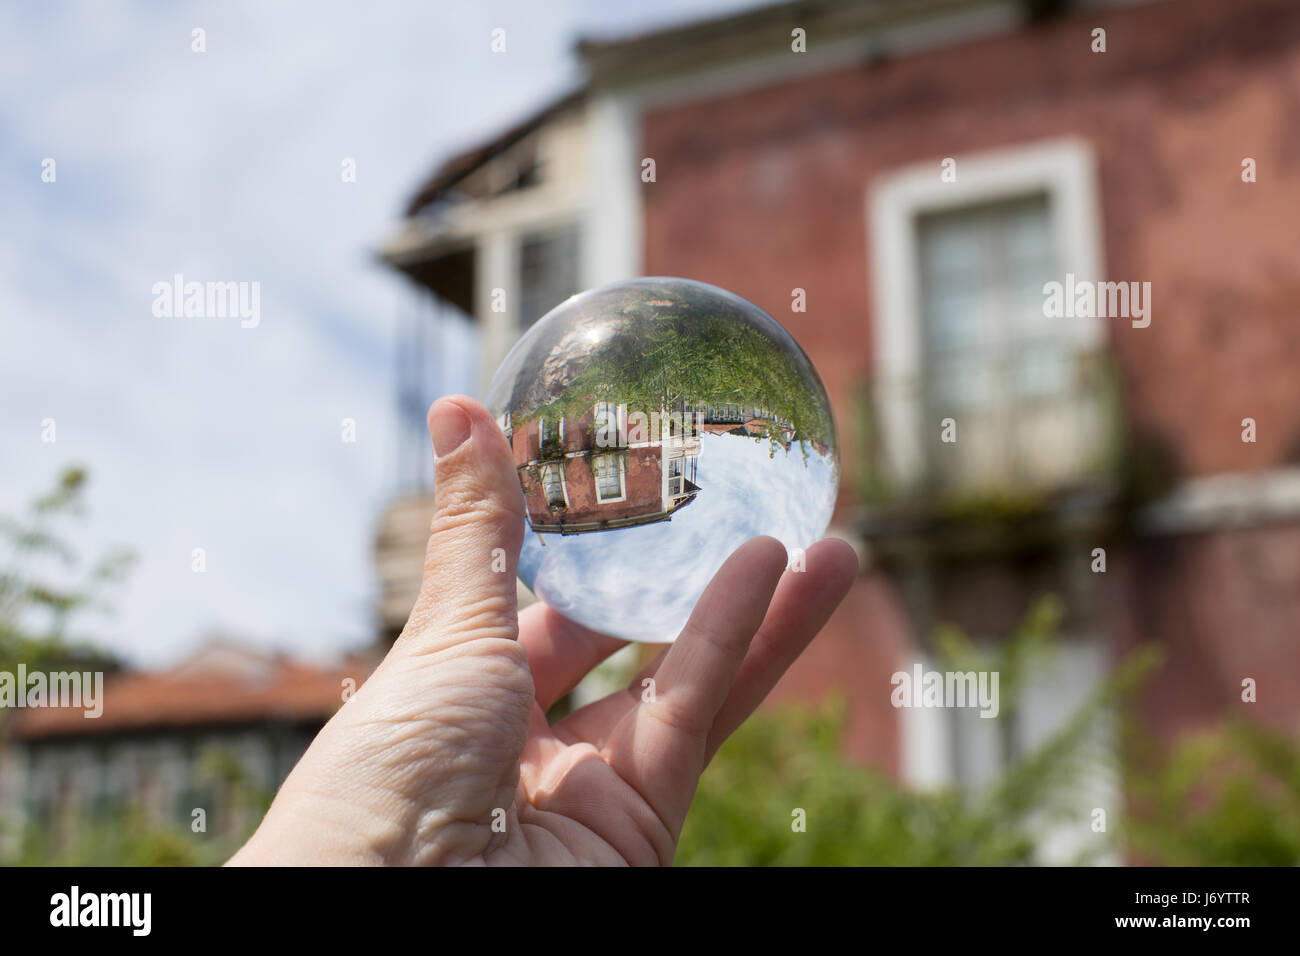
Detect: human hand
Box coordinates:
(228, 395, 856, 865)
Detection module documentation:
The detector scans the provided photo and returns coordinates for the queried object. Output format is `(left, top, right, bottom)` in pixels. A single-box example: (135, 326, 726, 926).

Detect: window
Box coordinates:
(593, 402, 618, 445)
(869, 138, 1106, 497)
(665, 409, 682, 438)
(899, 642, 1117, 864)
(519, 226, 579, 330)
(668, 457, 685, 497)
(593, 454, 624, 502)
(539, 417, 563, 455)
(918, 194, 1083, 490)
(540, 463, 565, 508)
(667, 455, 697, 499)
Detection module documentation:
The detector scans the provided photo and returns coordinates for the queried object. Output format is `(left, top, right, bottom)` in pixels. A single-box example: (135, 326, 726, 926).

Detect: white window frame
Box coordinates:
(667, 455, 686, 498)
(898, 641, 1119, 864)
(539, 461, 568, 508)
(539, 416, 565, 451)
(517, 221, 582, 333)
(868, 137, 1105, 491)
(592, 401, 621, 447)
(592, 453, 626, 503)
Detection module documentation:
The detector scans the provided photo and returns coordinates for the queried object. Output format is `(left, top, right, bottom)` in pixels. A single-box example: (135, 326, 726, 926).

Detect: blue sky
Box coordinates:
(521, 435, 838, 642)
(0, 0, 760, 666)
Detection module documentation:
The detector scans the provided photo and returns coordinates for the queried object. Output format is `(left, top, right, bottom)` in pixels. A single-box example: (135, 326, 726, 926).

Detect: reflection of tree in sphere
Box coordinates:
(486, 277, 839, 642)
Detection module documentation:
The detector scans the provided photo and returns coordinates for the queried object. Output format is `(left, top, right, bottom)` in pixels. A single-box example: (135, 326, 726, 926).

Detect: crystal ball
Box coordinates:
(485, 277, 839, 642)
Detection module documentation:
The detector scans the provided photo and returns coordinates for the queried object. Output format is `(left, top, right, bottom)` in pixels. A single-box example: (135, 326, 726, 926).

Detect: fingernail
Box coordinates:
(430, 400, 472, 458)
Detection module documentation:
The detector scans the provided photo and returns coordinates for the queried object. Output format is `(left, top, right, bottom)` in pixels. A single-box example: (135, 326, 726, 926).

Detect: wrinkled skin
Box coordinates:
(229, 396, 856, 866)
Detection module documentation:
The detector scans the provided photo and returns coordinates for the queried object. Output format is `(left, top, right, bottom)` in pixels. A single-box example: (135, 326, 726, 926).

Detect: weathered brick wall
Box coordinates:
(642, 0, 1300, 486)
(556, 446, 663, 523)
(1113, 522, 1300, 738)
(640, 0, 1300, 768)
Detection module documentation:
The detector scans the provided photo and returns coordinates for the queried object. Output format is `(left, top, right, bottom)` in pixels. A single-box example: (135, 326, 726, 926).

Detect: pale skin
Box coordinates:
(229, 396, 857, 865)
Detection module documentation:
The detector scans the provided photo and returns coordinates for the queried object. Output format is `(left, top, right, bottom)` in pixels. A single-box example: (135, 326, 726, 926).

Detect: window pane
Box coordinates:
(919, 221, 984, 286)
(923, 287, 988, 354)
(667, 457, 684, 497)
(594, 455, 621, 499)
(541, 464, 564, 507)
(929, 355, 993, 409)
(519, 226, 579, 330)
(540, 417, 562, 451)
(917, 194, 1077, 491)
(1014, 345, 1071, 398)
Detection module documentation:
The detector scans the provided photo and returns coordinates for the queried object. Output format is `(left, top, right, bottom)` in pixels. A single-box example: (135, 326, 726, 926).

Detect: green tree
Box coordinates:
(674, 598, 1183, 866)
(1123, 718, 1300, 866)
(0, 466, 130, 679)
(0, 467, 132, 862)
(519, 306, 835, 456)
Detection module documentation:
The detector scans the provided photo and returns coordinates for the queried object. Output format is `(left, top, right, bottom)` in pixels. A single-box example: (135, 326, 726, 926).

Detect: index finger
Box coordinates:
(599, 535, 788, 835)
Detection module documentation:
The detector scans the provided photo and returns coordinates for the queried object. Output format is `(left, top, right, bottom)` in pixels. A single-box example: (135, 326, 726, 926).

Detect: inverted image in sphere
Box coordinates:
(485, 277, 839, 642)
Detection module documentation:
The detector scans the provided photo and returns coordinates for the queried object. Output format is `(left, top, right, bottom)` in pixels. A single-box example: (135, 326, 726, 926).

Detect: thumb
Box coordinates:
(396, 395, 525, 654)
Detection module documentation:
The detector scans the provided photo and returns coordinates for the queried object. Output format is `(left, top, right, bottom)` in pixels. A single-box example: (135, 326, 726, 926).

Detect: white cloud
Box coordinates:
(521, 435, 838, 641)
(0, 0, 762, 665)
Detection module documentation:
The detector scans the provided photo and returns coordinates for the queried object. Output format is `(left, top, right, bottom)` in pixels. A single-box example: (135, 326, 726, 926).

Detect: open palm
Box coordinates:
(229, 397, 854, 866)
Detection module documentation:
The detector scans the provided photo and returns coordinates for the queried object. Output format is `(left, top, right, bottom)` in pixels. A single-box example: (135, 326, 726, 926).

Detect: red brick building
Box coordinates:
(378, 0, 1300, 854)
(506, 404, 701, 535)
(0, 641, 376, 855)
(609, 0, 1300, 771)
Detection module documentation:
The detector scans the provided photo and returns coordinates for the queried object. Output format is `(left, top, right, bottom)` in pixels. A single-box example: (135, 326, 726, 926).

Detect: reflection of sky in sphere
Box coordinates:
(518, 434, 838, 641)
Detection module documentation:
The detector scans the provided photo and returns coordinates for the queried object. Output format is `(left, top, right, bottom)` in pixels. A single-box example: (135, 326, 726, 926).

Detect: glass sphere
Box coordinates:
(485, 277, 839, 642)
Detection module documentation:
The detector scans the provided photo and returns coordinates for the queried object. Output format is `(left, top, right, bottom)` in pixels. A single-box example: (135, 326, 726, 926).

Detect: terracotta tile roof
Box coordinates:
(5, 644, 380, 741)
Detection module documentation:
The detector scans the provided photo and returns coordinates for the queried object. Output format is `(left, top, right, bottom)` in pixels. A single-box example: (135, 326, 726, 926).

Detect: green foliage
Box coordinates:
(521, 306, 834, 453)
(1124, 719, 1300, 866)
(0, 466, 131, 678)
(851, 380, 892, 505)
(13, 809, 210, 867)
(676, 695, 1038, 866)
(6, 743, 273, 867)
(676, 596, 1300, 867)
(12, 805, 248, 867)
(934, 595, 1064, 709)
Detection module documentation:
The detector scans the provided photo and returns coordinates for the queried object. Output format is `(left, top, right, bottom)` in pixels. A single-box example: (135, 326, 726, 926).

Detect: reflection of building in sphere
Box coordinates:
(695, 403, 796, 450)
(503, 403, 701, 536)
(502, 400, 815, 535)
